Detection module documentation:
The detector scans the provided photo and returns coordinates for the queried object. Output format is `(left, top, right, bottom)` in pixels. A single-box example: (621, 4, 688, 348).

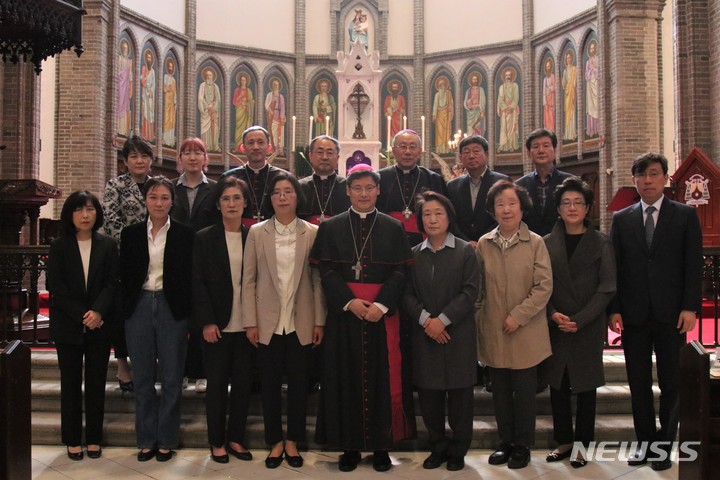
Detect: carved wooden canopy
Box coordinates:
(0, 0, 85, 74)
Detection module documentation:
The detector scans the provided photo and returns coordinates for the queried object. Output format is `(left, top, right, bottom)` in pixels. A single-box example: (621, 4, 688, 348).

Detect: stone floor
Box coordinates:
(31, 445, 679, 479)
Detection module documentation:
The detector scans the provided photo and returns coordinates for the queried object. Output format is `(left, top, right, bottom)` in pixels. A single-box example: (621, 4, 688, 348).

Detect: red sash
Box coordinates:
(388, 211, 426, 239)
(241, 218, 259, 228)
(347, 282, 406, 442)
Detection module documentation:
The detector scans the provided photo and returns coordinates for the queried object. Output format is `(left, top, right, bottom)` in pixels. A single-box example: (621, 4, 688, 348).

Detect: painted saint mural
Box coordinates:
(140, 45, 157, 142)
(562, 46, 578, 143)
(382, 77, 408, 149)
(463, 70, 487, 137)
(117, 34, 133, 137)
(432, 74, 454, 154)
(585, 36, 600, 138)
(542, 54, 556, 133)
(162, 55, 178, 148)
(496, 65, 521, 153)
(264, 76, 286, 155)
(232, 69, 255, 151)
(311, 77, 337, 137)
(197, 65, 222, 152)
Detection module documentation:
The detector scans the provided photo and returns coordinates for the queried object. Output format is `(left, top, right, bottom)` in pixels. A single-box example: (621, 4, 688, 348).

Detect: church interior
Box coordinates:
(3, 0, 720, 478)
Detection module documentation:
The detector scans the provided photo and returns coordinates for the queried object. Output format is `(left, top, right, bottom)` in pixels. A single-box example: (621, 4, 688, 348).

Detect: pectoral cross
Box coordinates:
(253, 211, 264, 222)
(319, 213, 325, 222)
(403, 207, 412, 220)
(352, 261, 362, 280)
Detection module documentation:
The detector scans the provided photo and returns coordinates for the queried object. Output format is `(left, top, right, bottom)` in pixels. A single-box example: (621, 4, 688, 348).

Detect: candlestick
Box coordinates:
(403, 115, 407, 130)
(292, 116, 296, 153)
(421, 116, 425, 152)
(309, 116, 313, 144)
(387, 115, 391, 150)
(325, 116, 330, 135)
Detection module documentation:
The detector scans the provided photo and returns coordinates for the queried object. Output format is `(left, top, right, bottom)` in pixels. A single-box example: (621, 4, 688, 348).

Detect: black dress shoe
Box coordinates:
(338, 450, 361, 472)
(571, 458, 588, 468)
(86, 447, 102, 459)
(422, 452, 446, 469)
(227, 445, 252, 461)
(373, 450, 392, 472)
(156, 450, 175, 462)
(508, 446, 531, 469)
(210, 447, 229, 464)
(627, 448, 647, 466)
(546, 449, 572, 462)
(66, 447, 83, 461)
(117, 377, 134, 393)
(265, 452, 283, 469)
(137, 449, 157, 462)
(489, 444, 513, 465)
(285, 451, 304, 468)
(651, 458, 672, 471)
(446, 455, 465, 471)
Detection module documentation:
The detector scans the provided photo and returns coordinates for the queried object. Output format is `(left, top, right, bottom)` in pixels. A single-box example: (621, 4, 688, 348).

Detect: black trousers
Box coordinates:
(56, 334, 111, 446)
(550, 369, 597, 446)
(418, 386, 474, 457)
(622, 321, 685, 444)
(489, 366, 537, 448)
(257, 332, 311, 445)
(110, 318, 128, 358)
(204, 332, 255, 447)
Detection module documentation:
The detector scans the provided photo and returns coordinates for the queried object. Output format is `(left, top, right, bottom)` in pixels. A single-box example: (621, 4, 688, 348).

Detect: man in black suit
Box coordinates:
(516, 128, 573, 236)
(609, 152, 703, 471)
(446, 135, 509, 245)
(221, 126, 288, 226)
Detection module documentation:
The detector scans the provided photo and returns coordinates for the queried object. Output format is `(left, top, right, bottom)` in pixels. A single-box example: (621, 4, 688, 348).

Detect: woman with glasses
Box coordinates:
(542, 177, 616, 468)
(242, 173, 325, 469)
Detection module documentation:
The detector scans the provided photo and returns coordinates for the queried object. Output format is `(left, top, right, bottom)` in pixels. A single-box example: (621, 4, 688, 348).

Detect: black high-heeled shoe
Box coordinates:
(66, 446, 83, 461)
(117, 376, 134, 393)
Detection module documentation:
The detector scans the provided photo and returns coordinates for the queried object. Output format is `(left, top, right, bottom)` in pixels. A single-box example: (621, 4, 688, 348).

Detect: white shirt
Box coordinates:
(77, 238, 92, 288)
(273, 217, 298, 336)
(224, 230, 244, 332)
(142, 217, 171, 291)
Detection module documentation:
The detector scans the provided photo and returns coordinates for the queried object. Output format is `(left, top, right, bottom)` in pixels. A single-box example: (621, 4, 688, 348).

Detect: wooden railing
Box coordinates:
(0, 246, 49, 345)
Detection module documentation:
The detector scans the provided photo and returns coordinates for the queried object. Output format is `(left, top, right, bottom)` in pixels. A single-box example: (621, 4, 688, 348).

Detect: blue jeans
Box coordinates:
(125, 291, 188, 450)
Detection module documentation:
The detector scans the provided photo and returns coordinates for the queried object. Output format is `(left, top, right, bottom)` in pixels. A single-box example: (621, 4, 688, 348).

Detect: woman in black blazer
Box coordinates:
(48, 190, 119, 461)
(120, 176, 194, 462)
(193, 176, 254, 464)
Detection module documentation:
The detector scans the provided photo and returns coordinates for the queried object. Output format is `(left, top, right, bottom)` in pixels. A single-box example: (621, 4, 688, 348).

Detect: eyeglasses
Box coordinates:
(349, 185, 378, 193)
(271, 190, 296, 197)
(392, 144, 420, 151)
(633, 171, 664, 179)
(559, 200, 587, 208)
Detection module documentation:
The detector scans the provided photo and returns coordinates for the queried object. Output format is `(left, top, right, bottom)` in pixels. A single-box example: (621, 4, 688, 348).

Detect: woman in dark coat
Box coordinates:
(193, 176, 254, 463)
(403, 191, 480, 472)
(48, 190, 119, 460)
(542, 177, 616, 468)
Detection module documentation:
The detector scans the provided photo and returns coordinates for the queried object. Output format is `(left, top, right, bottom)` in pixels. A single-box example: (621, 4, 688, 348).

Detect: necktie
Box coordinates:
(645, 206, 656, 248)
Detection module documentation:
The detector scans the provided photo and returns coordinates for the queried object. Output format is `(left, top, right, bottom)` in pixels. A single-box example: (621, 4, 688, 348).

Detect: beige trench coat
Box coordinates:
(475, 222, 553, 369)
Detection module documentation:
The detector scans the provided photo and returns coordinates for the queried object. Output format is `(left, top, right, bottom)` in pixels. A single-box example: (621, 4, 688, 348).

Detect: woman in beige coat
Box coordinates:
(476, 180, 553, 470)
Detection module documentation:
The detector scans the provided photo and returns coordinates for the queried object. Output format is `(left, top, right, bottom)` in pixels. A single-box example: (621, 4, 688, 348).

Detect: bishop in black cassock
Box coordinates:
(309, 165, 415, 472)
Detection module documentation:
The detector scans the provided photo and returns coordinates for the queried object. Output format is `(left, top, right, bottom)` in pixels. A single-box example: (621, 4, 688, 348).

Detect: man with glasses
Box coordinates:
(609, 153, 702, 471)
(447, 135, 509, 245)
(516, 128, 573, 236)
(298, 135, 350, 225)
(378, 129, 446, 245)
(310, 164, 415, 473)
(221, 126, 289, 226)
